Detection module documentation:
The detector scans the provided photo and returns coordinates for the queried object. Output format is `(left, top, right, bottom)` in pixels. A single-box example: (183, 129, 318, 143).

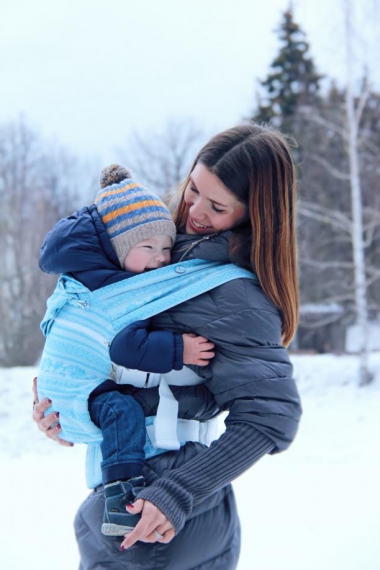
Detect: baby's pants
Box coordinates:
(89, 381, 146, 483)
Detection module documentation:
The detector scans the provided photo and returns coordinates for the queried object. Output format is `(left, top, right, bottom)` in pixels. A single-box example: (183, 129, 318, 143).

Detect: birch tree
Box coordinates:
(343, 0, 372, 384)
(299, 1, 379, 383)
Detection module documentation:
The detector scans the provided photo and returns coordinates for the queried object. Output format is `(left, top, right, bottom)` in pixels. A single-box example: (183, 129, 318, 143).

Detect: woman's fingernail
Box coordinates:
(126, 503, 134, 508)
(55, 412, 60, 419)
(55, 423, 61, 430)
(120, 545, 125, 551)
(46, 399, 52, 404)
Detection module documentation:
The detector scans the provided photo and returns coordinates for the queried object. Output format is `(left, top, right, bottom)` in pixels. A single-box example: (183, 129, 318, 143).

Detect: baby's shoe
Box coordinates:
(101, 476, 145, 536)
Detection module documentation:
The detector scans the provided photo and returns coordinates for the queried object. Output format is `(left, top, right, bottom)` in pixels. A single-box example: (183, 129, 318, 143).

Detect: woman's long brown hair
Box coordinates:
(173, 123, 299, 346)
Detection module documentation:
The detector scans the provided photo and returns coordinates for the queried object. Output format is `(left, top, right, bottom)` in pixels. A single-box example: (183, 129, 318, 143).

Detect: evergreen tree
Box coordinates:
(253, 8, 323, 132)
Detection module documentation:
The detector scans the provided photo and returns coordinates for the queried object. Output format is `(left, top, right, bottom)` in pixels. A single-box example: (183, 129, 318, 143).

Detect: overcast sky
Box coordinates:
(1, 0, 377, 163)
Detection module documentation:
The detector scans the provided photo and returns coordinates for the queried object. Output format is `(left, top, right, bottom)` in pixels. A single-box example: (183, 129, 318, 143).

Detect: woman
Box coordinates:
(33, 123, 302, 569)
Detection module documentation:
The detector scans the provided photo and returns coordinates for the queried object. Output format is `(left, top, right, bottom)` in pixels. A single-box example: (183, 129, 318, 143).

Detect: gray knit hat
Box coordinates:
(95, 164, 176, 267)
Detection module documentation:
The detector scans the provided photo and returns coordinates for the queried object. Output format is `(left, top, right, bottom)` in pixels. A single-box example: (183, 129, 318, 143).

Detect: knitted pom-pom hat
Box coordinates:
(95, 164, 176, 267)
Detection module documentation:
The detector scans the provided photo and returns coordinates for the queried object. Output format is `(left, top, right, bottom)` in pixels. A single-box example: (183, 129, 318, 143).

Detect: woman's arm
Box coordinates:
(122, 297, 302, 543)
(121, 422, 274, 548)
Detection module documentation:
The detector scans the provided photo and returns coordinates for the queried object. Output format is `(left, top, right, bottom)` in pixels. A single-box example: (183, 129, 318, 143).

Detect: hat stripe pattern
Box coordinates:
(101, 200, 168, 225)
(96, 181, 140, 200)
(107, 215, 174, 239)
(95, 168, 176, 267)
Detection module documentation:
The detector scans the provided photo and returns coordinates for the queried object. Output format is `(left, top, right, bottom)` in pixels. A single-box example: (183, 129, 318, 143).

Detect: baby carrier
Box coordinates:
(38, 259, 255, 487)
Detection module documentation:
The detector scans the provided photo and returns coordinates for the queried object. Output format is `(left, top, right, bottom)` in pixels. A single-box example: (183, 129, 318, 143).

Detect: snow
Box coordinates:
(1, 353, 380, 569)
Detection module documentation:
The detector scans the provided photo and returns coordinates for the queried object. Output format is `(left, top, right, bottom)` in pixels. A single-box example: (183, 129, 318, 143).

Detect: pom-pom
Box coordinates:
(100, 164, 131, 188)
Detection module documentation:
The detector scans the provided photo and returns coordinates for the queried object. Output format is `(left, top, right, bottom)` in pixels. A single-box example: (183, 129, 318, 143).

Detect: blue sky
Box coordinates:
(2, 0, 375, 163)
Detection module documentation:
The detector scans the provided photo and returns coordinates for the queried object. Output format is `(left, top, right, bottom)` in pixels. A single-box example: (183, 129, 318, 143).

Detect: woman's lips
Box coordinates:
(189, 218, 213, 232)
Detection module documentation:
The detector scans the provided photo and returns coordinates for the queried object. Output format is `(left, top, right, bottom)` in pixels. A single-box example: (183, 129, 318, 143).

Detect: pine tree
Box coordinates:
(254, 8, 323, 132)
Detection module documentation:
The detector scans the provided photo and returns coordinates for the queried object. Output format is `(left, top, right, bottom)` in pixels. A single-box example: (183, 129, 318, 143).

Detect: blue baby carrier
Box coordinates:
(38, 259, 255, 487)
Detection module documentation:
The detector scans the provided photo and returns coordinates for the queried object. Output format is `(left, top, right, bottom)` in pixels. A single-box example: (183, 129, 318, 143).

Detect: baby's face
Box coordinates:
(123, 235, 172, 273)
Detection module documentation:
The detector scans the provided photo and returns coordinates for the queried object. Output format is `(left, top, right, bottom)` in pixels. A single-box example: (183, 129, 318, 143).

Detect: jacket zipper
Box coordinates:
(178, 232, 219, 262)
(55, 318, 110, 346)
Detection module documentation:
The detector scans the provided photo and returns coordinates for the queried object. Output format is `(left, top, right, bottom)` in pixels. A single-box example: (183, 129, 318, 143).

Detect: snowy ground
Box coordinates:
(1, 353, 380, 570)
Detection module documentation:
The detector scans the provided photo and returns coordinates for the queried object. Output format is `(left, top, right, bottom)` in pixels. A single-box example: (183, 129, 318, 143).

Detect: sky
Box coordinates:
(1, 352, 380, 569)
(1, 0, 378, 163)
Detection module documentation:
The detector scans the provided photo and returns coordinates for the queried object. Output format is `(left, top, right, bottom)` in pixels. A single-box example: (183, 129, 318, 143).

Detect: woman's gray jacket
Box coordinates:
(40, 208, 301, 569)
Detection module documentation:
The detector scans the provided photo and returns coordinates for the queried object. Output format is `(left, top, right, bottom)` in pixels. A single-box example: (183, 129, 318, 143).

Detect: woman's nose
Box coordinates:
(189, 197, 205, 219)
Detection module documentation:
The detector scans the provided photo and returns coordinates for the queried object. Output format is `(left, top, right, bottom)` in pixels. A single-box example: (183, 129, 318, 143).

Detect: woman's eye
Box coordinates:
(211, 204, 225, 213)
(190, 184, 199, 194)
(143, 245, 153, 249)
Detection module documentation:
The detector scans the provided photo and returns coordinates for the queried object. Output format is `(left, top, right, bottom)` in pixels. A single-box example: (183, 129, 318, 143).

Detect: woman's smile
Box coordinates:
(188, 217, 214, 233)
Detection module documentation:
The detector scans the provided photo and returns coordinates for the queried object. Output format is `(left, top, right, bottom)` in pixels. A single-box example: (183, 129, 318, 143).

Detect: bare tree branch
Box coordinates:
(298, 200, 353, 233)
(298, 105, 346, 138)
(308, 154, 350, 180)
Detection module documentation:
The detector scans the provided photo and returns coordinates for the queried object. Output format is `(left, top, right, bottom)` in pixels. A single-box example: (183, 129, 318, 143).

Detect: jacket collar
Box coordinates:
(172, 231, 232, 264)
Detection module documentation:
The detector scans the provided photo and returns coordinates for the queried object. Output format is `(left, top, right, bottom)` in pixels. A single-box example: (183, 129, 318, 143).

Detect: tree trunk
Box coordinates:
(345, 0, 373, 385)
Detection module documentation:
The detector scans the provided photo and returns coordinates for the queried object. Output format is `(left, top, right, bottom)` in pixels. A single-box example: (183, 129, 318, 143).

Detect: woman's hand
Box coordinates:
(120, 499, 175, 550)
(31, 377, 74, 447)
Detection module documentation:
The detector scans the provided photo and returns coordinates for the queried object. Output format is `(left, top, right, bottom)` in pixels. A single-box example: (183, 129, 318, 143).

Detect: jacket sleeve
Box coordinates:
(196, 308, 301, 452)
(39, 207, 128, 290)
(40, 208, 118, 273)
(110, 319, 184, 373)
(137, 285, 302, 534)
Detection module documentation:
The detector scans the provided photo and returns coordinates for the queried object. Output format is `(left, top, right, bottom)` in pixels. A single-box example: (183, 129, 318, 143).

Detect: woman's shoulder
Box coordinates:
(166, 275, 280, 334)
(210, 274, 279, 315)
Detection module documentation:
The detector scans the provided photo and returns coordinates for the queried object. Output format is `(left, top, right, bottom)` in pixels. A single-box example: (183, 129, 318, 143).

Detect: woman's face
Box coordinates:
(184, 163, 248, 235)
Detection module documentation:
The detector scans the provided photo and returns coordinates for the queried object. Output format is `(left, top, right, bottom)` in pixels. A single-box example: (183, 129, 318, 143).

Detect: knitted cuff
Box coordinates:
(137, 477, 193, 534)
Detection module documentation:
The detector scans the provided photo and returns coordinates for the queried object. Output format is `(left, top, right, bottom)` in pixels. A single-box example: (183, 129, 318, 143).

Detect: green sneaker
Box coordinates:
(101, 476, 145, 536)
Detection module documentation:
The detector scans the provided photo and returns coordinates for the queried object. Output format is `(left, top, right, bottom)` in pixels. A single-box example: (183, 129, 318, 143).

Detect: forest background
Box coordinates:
(0, 2, 379, 386)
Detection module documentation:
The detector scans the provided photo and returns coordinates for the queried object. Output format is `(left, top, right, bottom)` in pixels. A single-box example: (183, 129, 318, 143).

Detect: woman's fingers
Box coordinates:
(32, 397, 52, 424)
(40, 415, 74, 447)
(120, 500, 175, 550)
(47, 426, 74, 447)
(32, 377, 39, 405)
(156, 527, 175, 543)
(31, 378, 73, 447)
(38, 410, 59, 432)
(145, 525, 175, 544)
(34, 408, 73, 446)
